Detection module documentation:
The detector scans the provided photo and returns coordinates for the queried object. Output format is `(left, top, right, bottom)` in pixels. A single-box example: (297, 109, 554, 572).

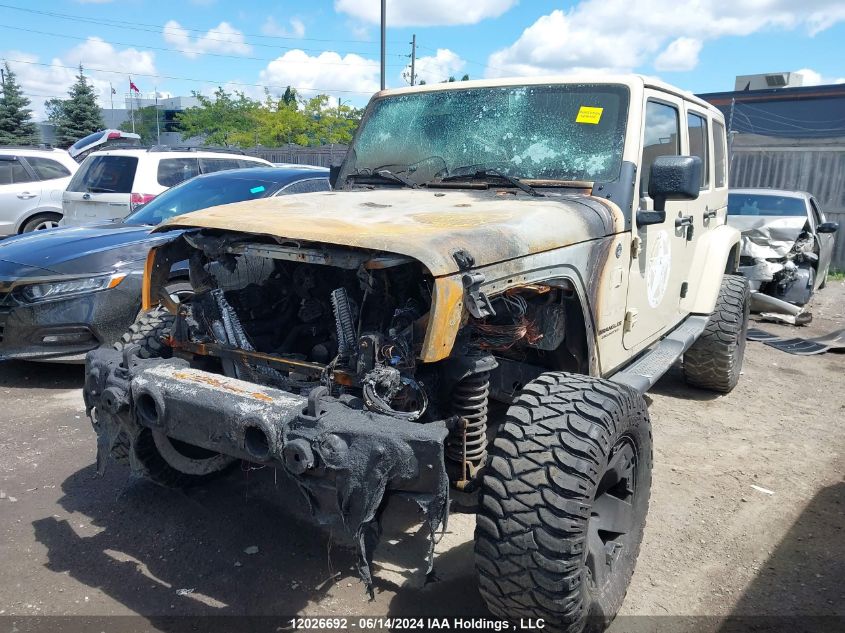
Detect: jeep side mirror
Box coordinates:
(818, 221, 839, 234)
(647, 155, 702, 212)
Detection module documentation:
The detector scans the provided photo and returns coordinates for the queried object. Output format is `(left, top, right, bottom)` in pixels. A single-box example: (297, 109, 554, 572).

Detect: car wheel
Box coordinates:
(21, 213, 62, 233)
(475, 372, 652, 633)
(683, 274, 750, 393)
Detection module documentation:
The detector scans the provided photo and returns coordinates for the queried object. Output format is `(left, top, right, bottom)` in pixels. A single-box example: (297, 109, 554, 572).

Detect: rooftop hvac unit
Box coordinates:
(734, 72, 804, 91)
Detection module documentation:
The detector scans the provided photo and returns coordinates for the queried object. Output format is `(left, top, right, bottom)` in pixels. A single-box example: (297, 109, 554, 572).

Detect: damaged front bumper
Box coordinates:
(83, 347, 450, 590)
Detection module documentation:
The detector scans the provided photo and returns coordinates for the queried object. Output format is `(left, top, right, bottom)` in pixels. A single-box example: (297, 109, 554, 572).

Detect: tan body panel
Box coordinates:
(159, 189, 622, 278)
(680, 224, 740, 314)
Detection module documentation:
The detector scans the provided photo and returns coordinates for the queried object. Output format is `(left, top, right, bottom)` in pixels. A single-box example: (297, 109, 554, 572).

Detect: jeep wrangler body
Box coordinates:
(84, 76, 747, 631)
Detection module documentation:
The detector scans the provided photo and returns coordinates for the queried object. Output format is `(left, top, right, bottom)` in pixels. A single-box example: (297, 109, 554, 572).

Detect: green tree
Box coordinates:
(119, 106, 161, 144)
(0, 62, 39, 145)
(50, 65, 105, 148)
(176, 87, 259, 145)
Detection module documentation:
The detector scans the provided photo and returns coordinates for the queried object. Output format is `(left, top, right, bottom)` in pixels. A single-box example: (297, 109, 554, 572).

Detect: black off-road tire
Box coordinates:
(112, 285, 232, 486)
(475, 373, 653, 633)
(114, 306, 175, 359)
(683, 274, 750, 393)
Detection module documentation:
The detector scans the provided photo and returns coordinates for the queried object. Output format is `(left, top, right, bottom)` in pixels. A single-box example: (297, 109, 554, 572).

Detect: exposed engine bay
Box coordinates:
(163, 230, 577, 447)
(83, 229, 581, 590)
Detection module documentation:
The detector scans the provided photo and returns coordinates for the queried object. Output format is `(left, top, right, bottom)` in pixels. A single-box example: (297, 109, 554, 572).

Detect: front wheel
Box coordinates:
(475, 372, 652, 633)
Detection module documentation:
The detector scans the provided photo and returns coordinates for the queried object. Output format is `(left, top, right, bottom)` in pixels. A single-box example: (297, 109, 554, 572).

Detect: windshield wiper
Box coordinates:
(348, 169, 418, 189)
(87, 186, 116, 193)
(438, 168, 543, 197)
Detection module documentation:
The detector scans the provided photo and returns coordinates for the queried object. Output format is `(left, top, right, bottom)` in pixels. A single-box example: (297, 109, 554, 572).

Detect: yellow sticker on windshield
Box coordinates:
(576, 106, 604, 124)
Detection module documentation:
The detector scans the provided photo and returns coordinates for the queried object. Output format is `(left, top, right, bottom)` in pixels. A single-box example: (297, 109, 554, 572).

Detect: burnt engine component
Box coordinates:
(446, 370, 491, 483)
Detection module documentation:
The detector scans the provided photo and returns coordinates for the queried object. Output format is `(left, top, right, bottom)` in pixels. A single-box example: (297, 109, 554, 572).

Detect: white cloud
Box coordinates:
(262, 17, 306, 38)
(654, 37, 702, 72)
(794, 68, 845, 86)
(400, 48, 466, 85)
(260, 50, 380, 100)
(487, 2, 845, 78)
(3, 38, 157, 119)
(335, 0, 517, 26)
(163, 20, 252, 58)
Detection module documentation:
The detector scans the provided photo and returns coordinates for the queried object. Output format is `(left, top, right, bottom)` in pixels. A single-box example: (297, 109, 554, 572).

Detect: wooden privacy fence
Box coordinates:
(730, 135, 845, 270)
(244, 145, 348, 167)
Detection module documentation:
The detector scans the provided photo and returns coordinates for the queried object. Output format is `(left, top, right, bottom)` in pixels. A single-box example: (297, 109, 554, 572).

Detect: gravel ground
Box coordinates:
(0, 282, 843, 631)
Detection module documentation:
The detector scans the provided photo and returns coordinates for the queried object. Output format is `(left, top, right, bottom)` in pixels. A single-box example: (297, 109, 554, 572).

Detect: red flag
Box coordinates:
(129, 78, 140, 93)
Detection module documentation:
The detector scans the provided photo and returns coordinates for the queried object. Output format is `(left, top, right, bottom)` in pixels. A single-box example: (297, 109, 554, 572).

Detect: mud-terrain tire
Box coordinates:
(112, 283, 232, 486)
(474, 373, 652, 633)
(683, 274, 750, 393)
(114, 306, 175, 359)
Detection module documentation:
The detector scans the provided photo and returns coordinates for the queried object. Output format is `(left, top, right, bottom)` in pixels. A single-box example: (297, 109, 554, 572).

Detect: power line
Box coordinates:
(4, 57, 377, 95)
(0, 24, 408, 67)
(0, 2, 407, 47)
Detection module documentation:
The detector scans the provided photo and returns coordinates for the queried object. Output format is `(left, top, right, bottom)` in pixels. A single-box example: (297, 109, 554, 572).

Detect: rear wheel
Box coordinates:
(475, 372, 652, 633)
(21, 213, 62, 232)
(683, 274, 750, 393)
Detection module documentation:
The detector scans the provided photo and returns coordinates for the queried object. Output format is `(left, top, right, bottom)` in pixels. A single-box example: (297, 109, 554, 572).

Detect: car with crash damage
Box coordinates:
(83, 76, 749, 632)
(0, 166, 328, 362)
(727, 188, 838, 310)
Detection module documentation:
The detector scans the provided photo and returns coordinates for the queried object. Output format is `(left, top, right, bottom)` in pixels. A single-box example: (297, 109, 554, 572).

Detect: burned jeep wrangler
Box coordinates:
(84, 76, 749, 632)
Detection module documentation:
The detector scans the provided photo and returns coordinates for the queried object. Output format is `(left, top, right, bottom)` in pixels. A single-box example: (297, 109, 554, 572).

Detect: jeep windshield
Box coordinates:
(345, 83, 629, 188)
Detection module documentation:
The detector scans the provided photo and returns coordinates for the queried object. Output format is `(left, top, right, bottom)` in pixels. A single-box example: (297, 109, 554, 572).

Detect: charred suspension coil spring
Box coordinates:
(446, 371, 490, 467)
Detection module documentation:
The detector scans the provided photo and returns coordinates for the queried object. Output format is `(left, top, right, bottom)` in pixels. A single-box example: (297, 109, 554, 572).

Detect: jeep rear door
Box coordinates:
(623, 93, 695, 349)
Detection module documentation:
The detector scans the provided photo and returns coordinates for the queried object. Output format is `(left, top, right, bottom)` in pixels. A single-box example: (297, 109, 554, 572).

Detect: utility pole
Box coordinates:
(0, 67, 5, 92)
(410, 34, 416, 86)
(155, 87, 161, 144)
(380, 0, 386, 90)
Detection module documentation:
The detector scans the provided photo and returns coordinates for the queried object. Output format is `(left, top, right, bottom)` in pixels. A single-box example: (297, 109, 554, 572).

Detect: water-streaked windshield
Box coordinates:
(348, 83, 629, 184)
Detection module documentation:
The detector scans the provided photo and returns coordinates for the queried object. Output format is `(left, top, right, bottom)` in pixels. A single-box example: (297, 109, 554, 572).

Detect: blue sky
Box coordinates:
(1, 0, 843, 120)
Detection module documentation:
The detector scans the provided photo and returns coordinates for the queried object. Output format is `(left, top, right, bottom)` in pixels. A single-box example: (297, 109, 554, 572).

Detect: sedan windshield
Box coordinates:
(347, 83, 630, 185)
(125, 172, 283, 225)
(728, 193, 807, 217)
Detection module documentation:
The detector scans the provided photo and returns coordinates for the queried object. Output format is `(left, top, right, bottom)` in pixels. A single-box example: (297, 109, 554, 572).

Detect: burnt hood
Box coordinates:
(0, 223, 176, 276)
(158, 188, 624, 277)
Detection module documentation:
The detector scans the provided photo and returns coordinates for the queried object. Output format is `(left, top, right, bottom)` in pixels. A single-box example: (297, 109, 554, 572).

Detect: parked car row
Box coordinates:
(0, 144, 275, 235)
(0, 164, 329, 362)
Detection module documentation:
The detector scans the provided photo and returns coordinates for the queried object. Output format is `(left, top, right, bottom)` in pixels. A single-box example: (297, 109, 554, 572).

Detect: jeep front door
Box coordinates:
(624, 95, 693, 350)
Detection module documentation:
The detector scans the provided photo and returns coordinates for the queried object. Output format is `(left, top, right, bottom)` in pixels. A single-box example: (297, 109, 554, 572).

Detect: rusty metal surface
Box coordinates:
(158, 189, 624, 277)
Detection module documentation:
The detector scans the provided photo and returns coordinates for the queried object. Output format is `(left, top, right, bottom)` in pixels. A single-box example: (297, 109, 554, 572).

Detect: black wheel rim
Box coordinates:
(586, 437, 637, 589)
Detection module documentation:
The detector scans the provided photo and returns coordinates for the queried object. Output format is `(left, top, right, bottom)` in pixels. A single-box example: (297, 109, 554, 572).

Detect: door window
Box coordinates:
(278, 178, 331, 194)
(809, 198, 824, 228)
(712, 121, 727, 188)
(26, 157, 72, 181)
(641, 101, 680, 195)
(157, 158, 200, 187)
(199, 158, 241, 174)
(687, 113, 709, 189)
(0, 159, 36, 185)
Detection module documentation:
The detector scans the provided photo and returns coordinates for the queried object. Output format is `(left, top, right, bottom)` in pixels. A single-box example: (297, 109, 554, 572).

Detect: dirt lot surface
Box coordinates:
(1, 283, 843, 631)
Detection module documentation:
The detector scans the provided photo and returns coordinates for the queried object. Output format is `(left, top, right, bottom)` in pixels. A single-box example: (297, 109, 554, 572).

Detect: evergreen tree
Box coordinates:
(52, 65, 105, 148)
(0, 62, 39, 145)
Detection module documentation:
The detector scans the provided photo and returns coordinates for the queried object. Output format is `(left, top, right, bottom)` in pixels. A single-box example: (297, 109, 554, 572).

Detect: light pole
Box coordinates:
(380, 0, 386, 91)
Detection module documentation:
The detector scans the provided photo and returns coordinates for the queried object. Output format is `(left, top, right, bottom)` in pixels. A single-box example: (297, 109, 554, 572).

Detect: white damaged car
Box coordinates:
(727, 188, 838, 308)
